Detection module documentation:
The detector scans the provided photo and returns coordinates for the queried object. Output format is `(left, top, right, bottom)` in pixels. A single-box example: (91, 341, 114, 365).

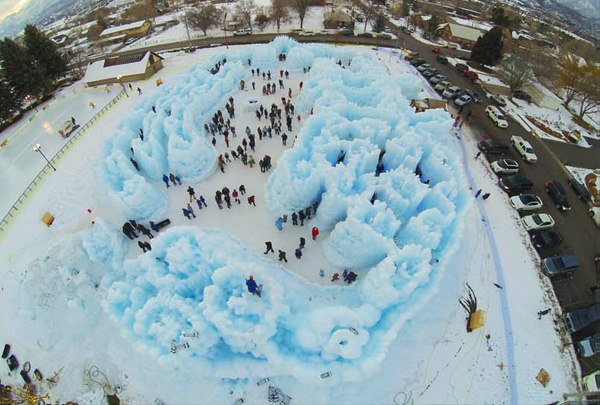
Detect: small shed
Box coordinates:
(83, 51, 164, 88)
(323, 9, 354, 29)
(411, 98, 448, 113)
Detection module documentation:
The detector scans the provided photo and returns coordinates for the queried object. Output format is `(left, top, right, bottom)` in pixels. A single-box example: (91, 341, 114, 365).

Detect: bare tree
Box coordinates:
(235, 0, 257, 29)
(290, 0, 310, 29)
(575, 64, 600, 119)
(360, 0, 378, 33)
(269, 0, 289, 32)
(124, 0, 159, 22)
(186, 4, 223, 36)
(555, 55, 583, 107)
(501, 55, 534, 97)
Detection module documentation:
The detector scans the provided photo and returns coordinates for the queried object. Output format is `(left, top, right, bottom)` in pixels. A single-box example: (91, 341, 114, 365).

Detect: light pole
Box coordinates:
(223, 12, 229, 49)
(117, 75, 129, 97)
(33, 143, 56, 171)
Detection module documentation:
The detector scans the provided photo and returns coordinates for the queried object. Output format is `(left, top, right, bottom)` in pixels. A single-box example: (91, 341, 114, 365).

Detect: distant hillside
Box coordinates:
(0, 0, 81, 38)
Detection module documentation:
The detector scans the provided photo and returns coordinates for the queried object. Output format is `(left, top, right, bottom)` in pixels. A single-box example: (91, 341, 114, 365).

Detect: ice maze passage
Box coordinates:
(101, 37, 471, 384)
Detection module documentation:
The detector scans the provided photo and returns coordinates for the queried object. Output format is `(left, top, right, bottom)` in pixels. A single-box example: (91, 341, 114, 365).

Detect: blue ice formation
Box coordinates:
(100, 37, 471, 384)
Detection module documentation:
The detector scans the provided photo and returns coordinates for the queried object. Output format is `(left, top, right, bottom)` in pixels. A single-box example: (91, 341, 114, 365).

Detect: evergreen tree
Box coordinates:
(372, 13, 386, 33)
(471, 26, 503, 66)
(401, 0, 410, 17)
(425, 14, 441, 39)
(0, 38, 46, 100)
(0, 78, 20, 120)
(23, 25, 68, 83)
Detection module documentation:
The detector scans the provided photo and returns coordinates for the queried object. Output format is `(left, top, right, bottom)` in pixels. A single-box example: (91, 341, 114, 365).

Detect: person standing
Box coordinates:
(295, 248, 302, 259)
(264, 241, 274, 254)
(275, 217, 284, 231)
(312, 226, 319, 240)
(299, 210, 305, 226)
(187, 186, 197, 202)
(232, 189, 240, 204)
(162, 174, 170, 188)
(248, 195, 256, 206)
(224, 194, 232, 209)
(299, 237, 305, 249)
(292, 212, 298, 225)
(482, 193, 491, 200)
(187, 203, 196, 218)
(475, 189, 482, 198)
(182, 208, 192, 219)
(239, 185, 246, 195)
(198, 195, 207, 208)
(282, 133, 287, 146)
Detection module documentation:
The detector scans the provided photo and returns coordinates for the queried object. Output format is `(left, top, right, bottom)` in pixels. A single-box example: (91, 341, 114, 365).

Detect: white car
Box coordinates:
(454, 95, 472, 107)
(521, 213, 555, 232)
(442, 85, 461, 99)
(485, 105, 508, 128)
(510, 194, 543, 211)
(417, 63, 431, 72)
(429, 74, 446, 84)
(435, 81, 451, 92)
(233, 28, 252, 36)
(491, 159, 519, 174)
(299, 30, 315, 36)
(319, 29, 333, 35)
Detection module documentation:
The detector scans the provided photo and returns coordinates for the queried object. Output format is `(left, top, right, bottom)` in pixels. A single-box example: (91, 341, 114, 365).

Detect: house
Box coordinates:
(323, 9, 354, 29)
(98, 20, 152, 44)
(410, 98, 448, 113)
(83, 51, 164, 87)
(440, 23, 484, 49)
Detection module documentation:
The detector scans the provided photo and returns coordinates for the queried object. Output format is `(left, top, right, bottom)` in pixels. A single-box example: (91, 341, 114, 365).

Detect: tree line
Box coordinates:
(0, 25, 68, 122)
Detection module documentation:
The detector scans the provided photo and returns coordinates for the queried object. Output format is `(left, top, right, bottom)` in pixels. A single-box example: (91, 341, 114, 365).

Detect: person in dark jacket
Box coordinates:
(130, 158, 140, 171)
(264, 241, 274, 254)
(137, 223, 154, 239)
(295, 248, 302, 259)
(162, 174, 170, 188)
(122, 222, 138, 240)
(278, 250, 287, 262)
(299, 237, 306, 249)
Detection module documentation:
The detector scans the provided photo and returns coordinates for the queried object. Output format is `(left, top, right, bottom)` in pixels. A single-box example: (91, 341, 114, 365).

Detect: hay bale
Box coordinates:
(469, 310, 486, 331)
(41, 212, 54, 227)
(536, 368, 550, 387)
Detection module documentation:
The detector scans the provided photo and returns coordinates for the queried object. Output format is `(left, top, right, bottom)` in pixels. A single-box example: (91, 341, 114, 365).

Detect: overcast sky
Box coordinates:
(0, 0, 31, 24)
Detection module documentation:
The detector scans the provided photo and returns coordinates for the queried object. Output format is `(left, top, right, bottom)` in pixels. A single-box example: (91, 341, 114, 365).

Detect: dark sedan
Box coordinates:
(531, 231, 563, 250)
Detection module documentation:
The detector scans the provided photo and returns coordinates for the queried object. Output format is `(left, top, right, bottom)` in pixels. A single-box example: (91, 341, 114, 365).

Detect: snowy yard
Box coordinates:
(0, 39, 578, 404)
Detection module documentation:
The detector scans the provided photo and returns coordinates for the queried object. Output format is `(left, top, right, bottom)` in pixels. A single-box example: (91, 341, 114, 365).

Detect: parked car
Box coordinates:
(410, 58, 426, 66)
(446, 43, 458, 50)
(464, 70, 479, 80)
(357, 32, 373, 38)
(233, 28, 252, 36)
(531, 230, 563, 250)
(454, 95, 472, 107)
(545, 181, 571, 211)
(435, 81, 451, 92)
(318, 29, 333, 35)
(442, 85, 461, 99)
(422, 68, 438, 78)
(485, 105, 508, 128)
(341, 28, 354, 36)
(436, 55, 448, 64)
(429, 74, 446, 84)
(455, 62, 468, 72)
(509, 194, 543, 211)
(563, 303, 600, 333)
(520, 213, 555, 232)
(541, 254, 578, 278)
(575, 333, 600, 358)
(567, 178, 592, 203)
(432, 47, 440, 53)
(498, 174, 533, 194)
(417, 63, 431, 72)
(464, 89, 482, 103)
(590, 207, 600, 227)
(378, 33, 392, 39)
(404, 51, 419, 60)
(511, 135, 537, 163)
(478, 137, 509, 155)
(583, 371, 600, 392)
(488, 94, 507, 107)
(491, 159, 519, 174)
(513, 90, 532, 102)
(299, 30, 315, 36)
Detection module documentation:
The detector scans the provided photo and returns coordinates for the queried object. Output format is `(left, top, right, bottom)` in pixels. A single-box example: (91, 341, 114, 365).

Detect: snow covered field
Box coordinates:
(0, 39, 578, 404)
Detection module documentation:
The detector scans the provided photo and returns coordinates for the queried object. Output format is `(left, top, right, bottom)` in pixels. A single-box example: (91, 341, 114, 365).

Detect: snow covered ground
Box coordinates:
(0, 39, 578, 405)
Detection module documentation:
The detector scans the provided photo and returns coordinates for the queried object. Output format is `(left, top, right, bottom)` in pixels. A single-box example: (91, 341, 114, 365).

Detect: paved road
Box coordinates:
(94, 28, 600, 374)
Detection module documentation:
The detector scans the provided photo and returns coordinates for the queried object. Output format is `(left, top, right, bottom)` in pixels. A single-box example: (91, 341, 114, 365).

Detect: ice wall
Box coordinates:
(98, 38, 471, 385)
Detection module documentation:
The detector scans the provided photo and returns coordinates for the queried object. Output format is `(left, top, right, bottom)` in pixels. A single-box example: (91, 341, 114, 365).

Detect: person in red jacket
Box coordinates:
(312, 226, 319, 240)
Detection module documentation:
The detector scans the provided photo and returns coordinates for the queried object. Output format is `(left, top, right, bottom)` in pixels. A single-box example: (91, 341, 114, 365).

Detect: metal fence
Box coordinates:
(0, 90, 128, 234)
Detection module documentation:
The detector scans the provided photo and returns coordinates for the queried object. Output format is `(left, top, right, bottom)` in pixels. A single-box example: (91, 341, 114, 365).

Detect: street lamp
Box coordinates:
(117, 75, 129, 97)
(33, 143, 56, 171)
